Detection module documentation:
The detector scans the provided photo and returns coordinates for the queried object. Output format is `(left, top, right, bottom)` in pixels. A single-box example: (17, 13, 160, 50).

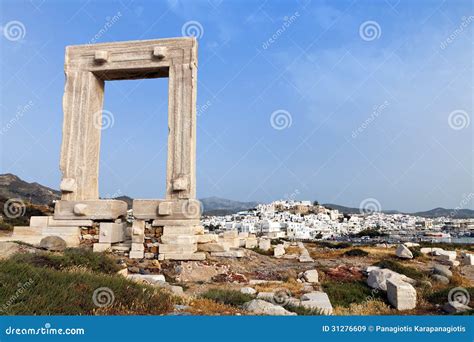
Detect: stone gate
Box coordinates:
(11, 38, 210, 260)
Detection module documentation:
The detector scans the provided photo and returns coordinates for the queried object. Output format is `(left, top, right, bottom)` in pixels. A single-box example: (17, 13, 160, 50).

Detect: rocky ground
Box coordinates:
(0, 239, 472, 316)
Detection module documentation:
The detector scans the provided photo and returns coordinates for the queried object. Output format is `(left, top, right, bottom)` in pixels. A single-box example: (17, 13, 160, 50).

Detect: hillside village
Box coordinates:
(203, 200, 474, 243)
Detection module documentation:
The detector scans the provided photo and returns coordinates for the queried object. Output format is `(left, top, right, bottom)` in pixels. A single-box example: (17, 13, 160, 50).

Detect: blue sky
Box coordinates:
(0, 0, 472, 212)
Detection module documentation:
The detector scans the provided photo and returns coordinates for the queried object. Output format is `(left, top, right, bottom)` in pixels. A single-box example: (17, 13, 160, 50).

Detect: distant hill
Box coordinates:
(322, 204, 405, 214)
(112, 196, 133, 209)
(323, 203, 361, 214)
(413, 207, 474, 219)
(201, 197, 258, 216)
(0, 174, 60, 205)
(324, 203, 474, 219)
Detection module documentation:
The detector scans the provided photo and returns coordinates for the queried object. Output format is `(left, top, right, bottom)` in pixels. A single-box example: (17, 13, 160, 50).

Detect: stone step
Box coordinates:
(160, 252, 206, 261)
(111, 245, 131, 252)
(158, 243, 197, 254)
(12, 226, 42, 237)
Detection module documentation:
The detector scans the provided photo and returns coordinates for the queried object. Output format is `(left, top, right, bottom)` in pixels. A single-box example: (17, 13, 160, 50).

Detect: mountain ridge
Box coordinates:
(0, 174, 472, 218)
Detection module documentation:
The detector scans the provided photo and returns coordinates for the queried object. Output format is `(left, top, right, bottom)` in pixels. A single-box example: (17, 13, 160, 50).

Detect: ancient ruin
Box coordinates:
(12, 37, 210, 260)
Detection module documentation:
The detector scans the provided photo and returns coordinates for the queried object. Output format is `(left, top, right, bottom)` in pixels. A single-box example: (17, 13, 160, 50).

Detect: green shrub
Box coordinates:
(0, 222, 13, 231)
(322, 280, 383, 307)
(409, 247, 422, 258)
(284, 303, 322, 315)
(419, 242, 472, 252)
(270, 238, 286, 246)
(374, 259, 424, 280)
(426, 287, 474, 306)
(317, 241, 352, 249)
(10, 248, 121, 275)
(0, 259, 173, 315)
(251, 247, 273, 256)
(354, 229, 388, 238)
(343, 248, 369, 257)
(200, 289, 254, 307)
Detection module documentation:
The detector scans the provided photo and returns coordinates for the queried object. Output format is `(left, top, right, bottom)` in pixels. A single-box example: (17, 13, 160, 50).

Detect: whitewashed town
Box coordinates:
(202, 200, 474, 244)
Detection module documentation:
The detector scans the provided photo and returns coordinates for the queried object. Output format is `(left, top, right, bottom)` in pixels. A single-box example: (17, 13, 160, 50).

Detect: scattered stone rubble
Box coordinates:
(395, 244, 413, 259)
(242, 299, 296, 316)
(386, 278, 417, 310)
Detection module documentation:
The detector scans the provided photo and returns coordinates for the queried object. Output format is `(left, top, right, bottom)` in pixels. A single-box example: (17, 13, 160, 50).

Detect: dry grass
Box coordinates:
(254, 278, 304, 297)
(334, 299, 394, 315)
(186, 298, 246, 315)
(308, 248, 345, 259)
(285, 246, 300, 255)
(449, 271, 472, 288)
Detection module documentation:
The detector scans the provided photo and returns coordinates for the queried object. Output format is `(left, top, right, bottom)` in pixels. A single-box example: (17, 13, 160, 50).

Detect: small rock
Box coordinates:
(461, 253, 474, 266)
(396, 244, 413, 259)
(435, 250, 457, 261)
(39, 236, 67, 251)
(0, 242, 22, 259)
(442, 301, 472, 314)
(420, 247, 444, 255)
(258, 239, 271, 251)
(302, 269, 319, 283)
(386, 278, 416, 310)
(367, 268, 414, 291)
(273, 244, 285, 257)
(300, 291, 333, 315)
(364, 266, 381, 274)
(127, 274, 166, 284)
(169, 285, 184, 296)
(240, 287, 257, 295)
(257, 292, 275, 302)
(433, 264, 452, 278)
(431, 274, 449, 284)
(444, 260, 460, 267)
(242, 299, 296, 316)
(128, 266, 140, 273)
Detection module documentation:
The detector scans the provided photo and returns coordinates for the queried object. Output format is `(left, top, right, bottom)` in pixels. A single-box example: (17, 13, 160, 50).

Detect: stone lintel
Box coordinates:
(65, 38, 197, 79)
(54, 200, 127, 220)
(133, 199, 201, 220)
